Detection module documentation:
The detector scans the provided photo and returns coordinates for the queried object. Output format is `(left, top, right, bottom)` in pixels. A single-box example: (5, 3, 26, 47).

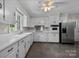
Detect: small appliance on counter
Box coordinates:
(59, 22, 76, 44)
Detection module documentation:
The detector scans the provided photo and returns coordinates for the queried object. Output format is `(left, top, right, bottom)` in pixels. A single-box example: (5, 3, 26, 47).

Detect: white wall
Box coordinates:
(29, 13, 60, 27)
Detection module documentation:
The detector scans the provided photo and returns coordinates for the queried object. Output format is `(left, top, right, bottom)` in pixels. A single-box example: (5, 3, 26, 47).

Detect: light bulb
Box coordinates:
(44, 7, 48, 12)
(42, 4, 46, 7)
(48, 7, 51, 11)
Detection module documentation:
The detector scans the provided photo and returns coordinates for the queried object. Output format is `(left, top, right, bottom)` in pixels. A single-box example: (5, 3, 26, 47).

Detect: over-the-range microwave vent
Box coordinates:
(50, 25, 59, 27)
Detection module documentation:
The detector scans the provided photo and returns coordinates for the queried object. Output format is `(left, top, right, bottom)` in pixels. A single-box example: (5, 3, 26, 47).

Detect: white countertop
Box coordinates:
(0, 32, 33, 52)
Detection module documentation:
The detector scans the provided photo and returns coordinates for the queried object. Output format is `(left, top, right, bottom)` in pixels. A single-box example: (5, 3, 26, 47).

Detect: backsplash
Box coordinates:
(0, 23, 9, 34)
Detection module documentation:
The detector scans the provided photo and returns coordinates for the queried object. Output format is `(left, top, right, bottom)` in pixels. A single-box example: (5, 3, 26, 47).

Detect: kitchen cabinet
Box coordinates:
(0, 33, 33, 58)
(25, 34, 33, 54)
(48, 32, 59, 42)
(18, 39, 26, 58)
(34, 31, 48, 42)
(0, 0, 3, 20)
(34, 31, 59, 43)
(18, 33, 33, 57)
(0, 0, 9, 24)
(5, 0, 16, 24)
(0, 42, 18, 58)
(6, 49, 18, 58)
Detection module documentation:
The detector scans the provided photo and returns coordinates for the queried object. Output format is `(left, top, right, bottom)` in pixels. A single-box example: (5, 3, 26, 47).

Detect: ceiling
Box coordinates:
(18, 0, 79, 17)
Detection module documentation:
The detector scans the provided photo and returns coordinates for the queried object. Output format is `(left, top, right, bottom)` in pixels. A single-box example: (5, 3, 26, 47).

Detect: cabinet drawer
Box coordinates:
(19, 39, 25, 46)
(5, 49, 18, 58)
(0, 43, 18, 58)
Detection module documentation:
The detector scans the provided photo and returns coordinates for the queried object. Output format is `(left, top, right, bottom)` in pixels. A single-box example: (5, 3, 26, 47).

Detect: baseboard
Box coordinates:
(75, 41, 79, 44)
(33, 42, 59, 44)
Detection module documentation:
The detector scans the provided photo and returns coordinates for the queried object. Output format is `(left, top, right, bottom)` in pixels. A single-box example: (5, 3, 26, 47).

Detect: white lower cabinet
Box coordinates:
(0, 33, 33, 58)
(18, 34, 33, 58)
(48, 33, 59, 42)
(0, 43, 18, 58)
(6, 49, 18, 58)
(34, 32, 48, 42)
(25, 34, 33, 54)
(18, 39, 26, 58)
(34, 31, 59, 43)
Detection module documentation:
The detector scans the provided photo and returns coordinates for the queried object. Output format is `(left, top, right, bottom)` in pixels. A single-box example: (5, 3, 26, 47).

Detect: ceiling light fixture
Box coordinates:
(41, 0, 55, 12)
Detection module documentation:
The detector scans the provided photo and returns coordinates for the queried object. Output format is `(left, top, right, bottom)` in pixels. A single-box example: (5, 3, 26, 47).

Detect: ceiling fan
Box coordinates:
(41, 0, 55, 12)
(40, 0, 66, 12)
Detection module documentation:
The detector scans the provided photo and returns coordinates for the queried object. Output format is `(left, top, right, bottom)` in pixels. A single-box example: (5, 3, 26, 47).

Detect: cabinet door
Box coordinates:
(18, 40, 26, 58)
(5, 0, 16, 23)
(38, 32, 48, 42)
(29, 34, 33, 46)
(48, 33, 59, 42)
(18, 45, 25, 58)
(25, 35, 33, 54)
(0, 0, 3, 20)
(34, 32, 48, 42)
(6, 49, 18, 58)
(34, 32, 39, 42)
(25, 40, 30, 54)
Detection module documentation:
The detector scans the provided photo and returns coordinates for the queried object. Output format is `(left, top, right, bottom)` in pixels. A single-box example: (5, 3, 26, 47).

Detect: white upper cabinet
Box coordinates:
(5, 0, 17, 24)
(0, 0, 3, 20)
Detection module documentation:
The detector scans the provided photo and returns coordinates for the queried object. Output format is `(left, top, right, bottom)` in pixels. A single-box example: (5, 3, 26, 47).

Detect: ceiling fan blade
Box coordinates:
(53, 2, 67, 5)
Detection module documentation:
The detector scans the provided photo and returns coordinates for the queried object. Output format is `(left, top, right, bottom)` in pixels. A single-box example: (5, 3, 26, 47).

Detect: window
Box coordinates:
(15, 8, 23, 32)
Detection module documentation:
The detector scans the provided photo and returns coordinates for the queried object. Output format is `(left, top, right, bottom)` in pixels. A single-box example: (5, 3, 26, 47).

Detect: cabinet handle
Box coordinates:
(21, 40, 24, 43)
(8, 48, 13, 52)
(24, 43, 26, 48)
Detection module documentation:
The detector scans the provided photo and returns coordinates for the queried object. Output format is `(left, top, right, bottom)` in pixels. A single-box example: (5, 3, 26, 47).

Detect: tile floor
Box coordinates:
(26, 42, 79, 58)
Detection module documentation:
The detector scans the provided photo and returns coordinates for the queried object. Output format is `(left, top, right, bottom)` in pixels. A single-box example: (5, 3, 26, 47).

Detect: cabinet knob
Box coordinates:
(21, 40, 24, 43)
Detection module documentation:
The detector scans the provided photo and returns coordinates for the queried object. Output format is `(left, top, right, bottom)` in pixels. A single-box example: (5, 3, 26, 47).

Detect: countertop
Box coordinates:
(0, 32, 33, 52)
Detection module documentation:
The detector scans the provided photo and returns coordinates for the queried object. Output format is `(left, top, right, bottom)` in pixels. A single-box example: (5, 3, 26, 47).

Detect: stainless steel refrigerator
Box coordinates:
(59, 22, 76, 44)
